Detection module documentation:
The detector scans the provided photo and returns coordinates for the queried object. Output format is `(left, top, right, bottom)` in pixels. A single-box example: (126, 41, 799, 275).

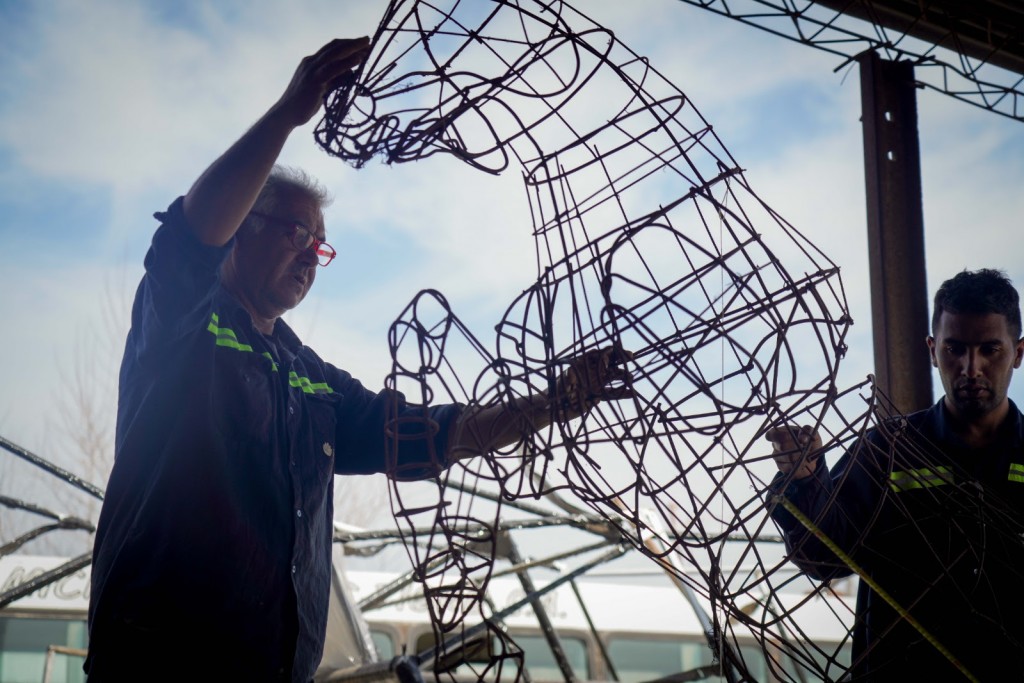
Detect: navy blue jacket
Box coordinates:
(771, 400, 1024, 681)
(86, 199, 460, 682)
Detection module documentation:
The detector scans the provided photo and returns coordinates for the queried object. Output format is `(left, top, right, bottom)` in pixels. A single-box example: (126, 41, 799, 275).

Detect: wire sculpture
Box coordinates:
(317, 0, 849, 680)
(2, 2, 1021, 682)
(315, 2, 1024, 681)
(675, 0, 1024, 123)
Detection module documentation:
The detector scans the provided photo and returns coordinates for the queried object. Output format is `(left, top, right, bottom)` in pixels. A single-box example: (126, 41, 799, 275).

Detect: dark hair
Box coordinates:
(932, 268, 1022, 339)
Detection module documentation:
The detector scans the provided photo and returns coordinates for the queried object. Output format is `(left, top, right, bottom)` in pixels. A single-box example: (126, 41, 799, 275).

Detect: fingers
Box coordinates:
(276, 37, 372, 127)
(312, 36, 371, 61)
(326, 70, 358, 95)
(575, 346, 629, 392)
(553, 345, 636, 420)
(765, 424, 817, 448)
(766, 424, 822, 479)
(310, 37, 371, 83)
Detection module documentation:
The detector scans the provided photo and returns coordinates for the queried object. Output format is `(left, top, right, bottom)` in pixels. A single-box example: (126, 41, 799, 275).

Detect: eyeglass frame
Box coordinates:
(248, 211, 337, 267)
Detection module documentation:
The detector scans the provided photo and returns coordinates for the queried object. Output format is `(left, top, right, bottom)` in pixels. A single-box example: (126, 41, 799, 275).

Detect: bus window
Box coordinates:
(607, 636, 723, 683)
(606, 637, 804, 683)
(411, 630, 589, 682)
(369, 628, 397, 661)
(414, 630, 496, 674)
(513, 634, 589, 682)
(0, 616, 87, 683)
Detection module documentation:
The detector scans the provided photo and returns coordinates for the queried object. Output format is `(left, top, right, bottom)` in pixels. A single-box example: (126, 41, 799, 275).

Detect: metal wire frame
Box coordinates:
(1, 2, 1020, 680)
(315, 1, 1024, 681)
(676, 0, 1024, 122)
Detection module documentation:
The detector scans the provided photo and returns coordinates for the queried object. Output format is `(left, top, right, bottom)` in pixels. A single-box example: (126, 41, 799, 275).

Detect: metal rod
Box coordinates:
(417, 544, 629, 666)
(569, 577, 619, 681)
(0, 435, 105, 500)
(0, 552, 93, 609)
(503, 531, 579, 683)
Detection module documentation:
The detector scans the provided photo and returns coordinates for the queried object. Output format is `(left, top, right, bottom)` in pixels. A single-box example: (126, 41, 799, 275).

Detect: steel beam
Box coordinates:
(858, 52, 934, 413)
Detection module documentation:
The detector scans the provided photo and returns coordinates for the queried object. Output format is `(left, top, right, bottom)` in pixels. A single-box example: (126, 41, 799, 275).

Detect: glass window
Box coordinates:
(411, 631, 589, 682)
(606, 637, 793, 683)
(515, 634, 589, 681)
(607, 637, 710, 683)
(369, 629, 396, 660)
(0, 617, 87, 683)
(413, 631, 497, 679)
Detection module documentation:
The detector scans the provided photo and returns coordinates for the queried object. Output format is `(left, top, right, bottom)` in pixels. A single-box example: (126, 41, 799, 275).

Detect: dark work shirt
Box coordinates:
(771, 399, 1024, 681)
(86, 198, 460, 682)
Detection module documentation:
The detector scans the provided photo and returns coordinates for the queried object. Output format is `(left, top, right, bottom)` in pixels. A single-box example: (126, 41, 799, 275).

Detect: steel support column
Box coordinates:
(858, 52, 933, 414)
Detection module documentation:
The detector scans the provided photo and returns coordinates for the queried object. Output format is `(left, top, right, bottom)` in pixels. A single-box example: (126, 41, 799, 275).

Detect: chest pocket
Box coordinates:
(210, 348, 276, 443)
(297, 389, 340, 480)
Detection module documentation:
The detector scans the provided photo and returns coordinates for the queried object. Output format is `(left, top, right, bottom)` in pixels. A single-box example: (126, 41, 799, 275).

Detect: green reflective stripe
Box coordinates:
(261, 352, 279, 372)
(289, 371, 334, 395)
(1009, 463, 1024, 483)
(207, 313, 254, 352)
(207, 313, 330, 392)
(889, 466, 953, 492)
(207, 312, 271, 368)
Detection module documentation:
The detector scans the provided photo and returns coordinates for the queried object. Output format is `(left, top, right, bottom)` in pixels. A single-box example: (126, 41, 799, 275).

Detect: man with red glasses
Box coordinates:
(85, 38, 633, 683)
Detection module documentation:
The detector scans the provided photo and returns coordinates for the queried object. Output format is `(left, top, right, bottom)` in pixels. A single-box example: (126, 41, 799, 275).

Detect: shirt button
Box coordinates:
(296, 509, 303, 518)
(323, 442, 334, 457)
(288, 405, 295, 415)
(291, 564, 297, 574)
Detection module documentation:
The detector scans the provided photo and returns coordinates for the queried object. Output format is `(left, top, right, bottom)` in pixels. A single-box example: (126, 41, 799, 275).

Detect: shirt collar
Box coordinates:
(931, 397, 1023, 449)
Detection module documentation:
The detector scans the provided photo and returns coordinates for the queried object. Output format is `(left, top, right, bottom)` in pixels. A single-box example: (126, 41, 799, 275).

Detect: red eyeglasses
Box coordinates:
(249, 211, 337, 266)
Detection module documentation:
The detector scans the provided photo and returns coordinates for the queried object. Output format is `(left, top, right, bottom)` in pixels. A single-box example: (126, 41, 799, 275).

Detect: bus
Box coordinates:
(344, 565, 854, 683)
(0, 552, 853, 683)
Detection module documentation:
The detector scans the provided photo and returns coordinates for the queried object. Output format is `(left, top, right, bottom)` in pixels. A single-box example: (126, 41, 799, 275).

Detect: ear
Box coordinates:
(926, 335, 939, 368)
(1014, 337, 1024, 370)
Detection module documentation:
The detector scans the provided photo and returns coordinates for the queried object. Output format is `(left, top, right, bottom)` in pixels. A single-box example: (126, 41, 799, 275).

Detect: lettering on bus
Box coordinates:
(0, 557, 91, 610)
(502, 587, 564, 620)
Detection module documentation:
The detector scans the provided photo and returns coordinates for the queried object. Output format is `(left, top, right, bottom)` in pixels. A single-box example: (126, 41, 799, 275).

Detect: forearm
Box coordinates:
(445, 345, 634, 462)
(183, 106, 296, 246)
(770, 454, 889, 582)
(447, 393, 556, 462)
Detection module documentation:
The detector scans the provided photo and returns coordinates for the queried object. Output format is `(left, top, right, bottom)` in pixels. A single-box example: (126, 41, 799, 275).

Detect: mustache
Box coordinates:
(954, 379, 990, 391)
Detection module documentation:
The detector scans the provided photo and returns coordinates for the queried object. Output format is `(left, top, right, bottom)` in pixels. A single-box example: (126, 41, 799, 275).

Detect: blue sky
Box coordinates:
(1, 0, 1022, 498)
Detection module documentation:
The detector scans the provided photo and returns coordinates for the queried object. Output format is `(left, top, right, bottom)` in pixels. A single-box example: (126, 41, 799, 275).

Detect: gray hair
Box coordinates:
(243, 165, 332, 233)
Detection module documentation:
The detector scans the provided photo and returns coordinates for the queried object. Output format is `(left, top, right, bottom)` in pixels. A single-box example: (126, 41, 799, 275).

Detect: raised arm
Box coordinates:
(183, 37, 369, 246)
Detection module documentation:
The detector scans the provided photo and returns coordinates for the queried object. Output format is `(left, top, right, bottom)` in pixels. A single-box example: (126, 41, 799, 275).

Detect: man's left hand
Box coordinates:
(552, 346, 635, 420)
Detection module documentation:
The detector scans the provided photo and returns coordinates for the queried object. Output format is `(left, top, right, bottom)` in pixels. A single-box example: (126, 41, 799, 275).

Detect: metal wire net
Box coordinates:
(4, 2, 1021, 682)
(316, 2, 1024, 681)
(316, 1, 862, 681)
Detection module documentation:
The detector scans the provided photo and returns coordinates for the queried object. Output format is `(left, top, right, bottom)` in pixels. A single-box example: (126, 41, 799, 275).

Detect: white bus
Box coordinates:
(345, 565, 854, 683)
(0, 553, 853, 683)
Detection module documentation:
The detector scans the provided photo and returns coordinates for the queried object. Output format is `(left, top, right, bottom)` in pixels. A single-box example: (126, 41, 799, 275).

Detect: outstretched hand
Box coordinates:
(552, 346, 635, 421)
(272, 37, 371, 128)
(765, 425, 823, 480)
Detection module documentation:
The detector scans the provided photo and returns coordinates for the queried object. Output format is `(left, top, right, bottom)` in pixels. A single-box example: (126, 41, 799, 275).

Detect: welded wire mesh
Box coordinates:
(316, 2, 1024, 681)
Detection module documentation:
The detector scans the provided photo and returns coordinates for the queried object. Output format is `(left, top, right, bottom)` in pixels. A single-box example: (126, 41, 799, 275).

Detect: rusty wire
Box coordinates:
(1, 1, 1017, 680)
(316, 1, 1024, 681)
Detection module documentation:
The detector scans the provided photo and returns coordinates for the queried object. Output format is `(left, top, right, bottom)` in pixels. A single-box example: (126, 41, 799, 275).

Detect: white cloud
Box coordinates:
(2, 0, 1023, 469)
